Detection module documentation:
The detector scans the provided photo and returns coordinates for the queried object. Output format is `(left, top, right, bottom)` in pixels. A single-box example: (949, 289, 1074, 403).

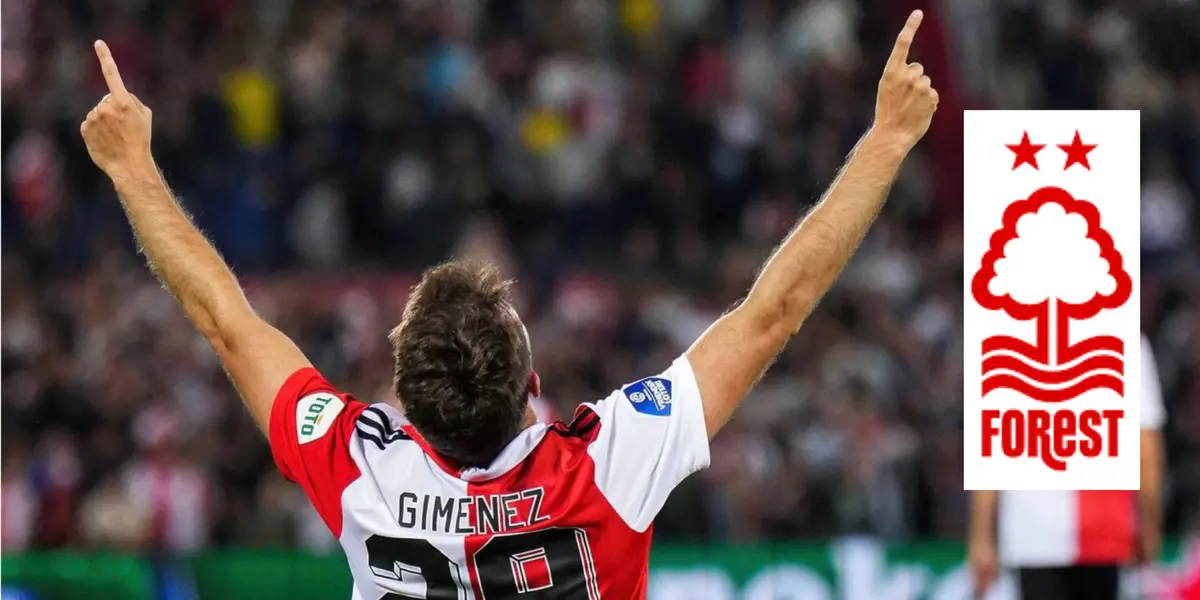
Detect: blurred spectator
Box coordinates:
(122, 406, 211, 552)
(1, 445, 37, 551)
(78, 478, 147, 551)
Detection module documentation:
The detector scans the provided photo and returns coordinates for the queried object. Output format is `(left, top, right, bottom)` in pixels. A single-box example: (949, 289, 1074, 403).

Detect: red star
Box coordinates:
(1058, 130, 1097, 170)
(1006, 131, 1045, 170)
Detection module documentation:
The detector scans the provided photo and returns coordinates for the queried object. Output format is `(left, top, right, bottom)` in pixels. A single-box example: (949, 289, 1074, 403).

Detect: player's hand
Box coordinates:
(968, 536, 999, 599)
(80, 40, 154, 181)
(872, 11, 938, 151)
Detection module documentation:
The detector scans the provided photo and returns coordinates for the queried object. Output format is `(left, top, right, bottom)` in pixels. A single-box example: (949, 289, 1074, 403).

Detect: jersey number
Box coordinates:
(365, 528, 599, 599)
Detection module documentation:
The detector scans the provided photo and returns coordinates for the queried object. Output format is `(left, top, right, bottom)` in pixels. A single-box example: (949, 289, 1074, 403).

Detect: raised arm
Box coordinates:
(687, 11, 938, 435)
(80, 41, 309, 433)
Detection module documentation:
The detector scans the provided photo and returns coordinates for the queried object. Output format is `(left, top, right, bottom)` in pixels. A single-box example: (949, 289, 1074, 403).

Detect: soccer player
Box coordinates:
(79, 11, 935, 599)
(968, 333, 1168, 600)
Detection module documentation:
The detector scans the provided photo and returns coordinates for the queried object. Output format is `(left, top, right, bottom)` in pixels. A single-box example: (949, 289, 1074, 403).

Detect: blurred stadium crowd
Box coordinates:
(3, 0, 1200, 554)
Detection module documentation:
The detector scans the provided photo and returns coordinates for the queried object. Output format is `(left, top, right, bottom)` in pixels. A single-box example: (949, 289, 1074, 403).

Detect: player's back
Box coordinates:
(269, 355, 710, 599)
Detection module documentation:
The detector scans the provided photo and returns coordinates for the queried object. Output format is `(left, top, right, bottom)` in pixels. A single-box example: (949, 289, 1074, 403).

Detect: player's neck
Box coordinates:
(521, 402, 538, 429)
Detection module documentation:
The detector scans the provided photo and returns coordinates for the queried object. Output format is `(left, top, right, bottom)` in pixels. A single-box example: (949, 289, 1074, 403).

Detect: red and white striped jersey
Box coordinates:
(268, 355, 710, 599)
(998, 335, 1167, 567)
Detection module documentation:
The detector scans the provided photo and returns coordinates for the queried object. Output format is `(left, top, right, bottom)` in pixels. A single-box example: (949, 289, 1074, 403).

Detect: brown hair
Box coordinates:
(388, 260, 531, 467)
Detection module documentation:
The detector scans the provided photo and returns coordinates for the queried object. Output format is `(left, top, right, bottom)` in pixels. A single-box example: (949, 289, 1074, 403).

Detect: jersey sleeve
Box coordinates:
(268, 367, 369, 537)
(583, 354, 711, 532)
(1140, 335, 1166, 430)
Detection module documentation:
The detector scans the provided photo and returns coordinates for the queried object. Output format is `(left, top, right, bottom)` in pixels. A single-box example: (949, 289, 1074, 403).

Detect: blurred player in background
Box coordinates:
(78, 10, 935, 599)
(969, 334, 1167, 600)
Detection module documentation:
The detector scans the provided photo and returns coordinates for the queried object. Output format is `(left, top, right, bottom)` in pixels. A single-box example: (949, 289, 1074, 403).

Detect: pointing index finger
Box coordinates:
(94, 40, 128, 97)
(887, 10, 923, 69)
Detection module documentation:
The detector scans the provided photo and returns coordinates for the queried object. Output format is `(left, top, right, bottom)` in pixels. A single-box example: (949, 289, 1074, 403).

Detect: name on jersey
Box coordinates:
(623, 377, 673, 416)
(397, 487, 550, 535)
(297, 393, 345, 444)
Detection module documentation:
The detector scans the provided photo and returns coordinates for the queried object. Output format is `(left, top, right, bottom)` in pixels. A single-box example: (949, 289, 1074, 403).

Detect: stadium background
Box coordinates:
(2, 0, 1199, 598)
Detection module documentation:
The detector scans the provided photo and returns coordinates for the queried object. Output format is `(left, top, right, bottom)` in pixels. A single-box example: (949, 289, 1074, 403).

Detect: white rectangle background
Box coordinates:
(963, 110, 1141, 490)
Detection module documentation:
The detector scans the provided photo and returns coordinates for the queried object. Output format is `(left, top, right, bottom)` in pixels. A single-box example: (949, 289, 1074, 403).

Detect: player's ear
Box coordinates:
(528, 370, 541, 398)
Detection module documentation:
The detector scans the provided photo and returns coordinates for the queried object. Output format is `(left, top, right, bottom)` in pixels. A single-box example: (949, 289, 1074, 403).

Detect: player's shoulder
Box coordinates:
(352, 403, 412, 451)
(583, 355, 700, 423)
(546, 404, 603, 443)
(285, 388, 415, 452)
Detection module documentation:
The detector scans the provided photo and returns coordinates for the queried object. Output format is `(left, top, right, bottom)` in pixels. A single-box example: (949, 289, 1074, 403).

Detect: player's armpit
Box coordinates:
(207, 311, 313, 435)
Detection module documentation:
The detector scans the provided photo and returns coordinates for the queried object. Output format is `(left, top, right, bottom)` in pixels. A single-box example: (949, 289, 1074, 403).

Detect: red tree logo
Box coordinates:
(971, 186, 1132, 401)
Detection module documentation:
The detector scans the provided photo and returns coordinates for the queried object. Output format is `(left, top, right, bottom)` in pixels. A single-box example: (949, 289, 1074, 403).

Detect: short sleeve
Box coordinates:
(1140, 336, 1166, 430)
(584, 355, 711, 532)
(268, 367, 368, 537)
